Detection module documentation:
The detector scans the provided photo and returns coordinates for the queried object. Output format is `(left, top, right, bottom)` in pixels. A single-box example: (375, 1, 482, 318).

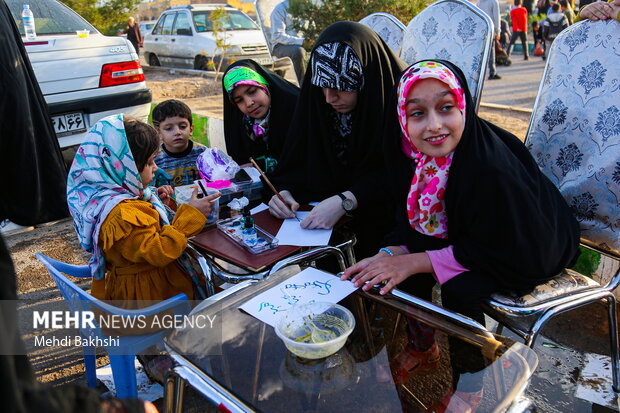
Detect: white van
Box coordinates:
(7, 0, 152, 149)
(143, 4, 291, 76)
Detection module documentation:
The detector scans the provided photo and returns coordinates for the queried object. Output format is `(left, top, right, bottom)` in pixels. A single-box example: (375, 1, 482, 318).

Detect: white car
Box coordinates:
(7, 0, 152, 149)
(139, 21, 155, 36)
(143, 4, 290, 76)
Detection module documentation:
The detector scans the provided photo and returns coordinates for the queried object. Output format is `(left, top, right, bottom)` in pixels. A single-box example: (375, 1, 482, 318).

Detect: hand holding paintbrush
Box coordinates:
(249, 157, 301, 222)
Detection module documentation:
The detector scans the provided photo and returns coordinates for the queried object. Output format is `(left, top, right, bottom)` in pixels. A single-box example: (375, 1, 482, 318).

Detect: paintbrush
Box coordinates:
(249, 157, 300, 222)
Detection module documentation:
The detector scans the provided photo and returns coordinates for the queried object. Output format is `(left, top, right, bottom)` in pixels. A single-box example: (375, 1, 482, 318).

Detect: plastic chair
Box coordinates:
(36, 253, 191, 398)
(253, 0, 294, 76)
(359, 12, 406, 55)
(482, 19, 620, 392)
(400, 0, 493, 110)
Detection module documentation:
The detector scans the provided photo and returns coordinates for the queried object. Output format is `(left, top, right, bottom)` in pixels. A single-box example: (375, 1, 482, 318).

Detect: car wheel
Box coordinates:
(149, 54, 160, 67)
(194, 55, 210, 71)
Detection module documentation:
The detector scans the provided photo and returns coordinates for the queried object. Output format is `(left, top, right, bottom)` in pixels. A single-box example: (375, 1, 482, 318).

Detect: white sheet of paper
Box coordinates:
(250, 203, 269, 215)
(275, 211, 333, 246)
(239, 267, 357, 327)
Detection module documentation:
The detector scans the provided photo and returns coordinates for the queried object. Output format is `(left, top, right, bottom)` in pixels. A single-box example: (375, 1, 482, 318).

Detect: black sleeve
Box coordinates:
(451, 169, 579, 292)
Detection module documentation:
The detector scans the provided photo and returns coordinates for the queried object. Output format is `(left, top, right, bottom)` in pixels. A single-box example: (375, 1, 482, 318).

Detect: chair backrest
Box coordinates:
(525, 20, 620, 258)
(36, 254, 191, 341)
(400, 0, 493, 110)
(254, 0, 283, 53)
(36, 254, 98, 314)
(359, 12, 406, 55)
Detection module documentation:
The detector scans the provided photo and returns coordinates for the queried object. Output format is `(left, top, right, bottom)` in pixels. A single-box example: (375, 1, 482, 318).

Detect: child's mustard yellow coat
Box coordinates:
(92, 200, 206, 303)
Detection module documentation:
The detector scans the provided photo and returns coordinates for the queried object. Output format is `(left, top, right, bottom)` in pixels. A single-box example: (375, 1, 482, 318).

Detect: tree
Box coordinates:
(288, 0, 431, 46)
(208, 7, 232, 88)
(62, 0, 141, 36)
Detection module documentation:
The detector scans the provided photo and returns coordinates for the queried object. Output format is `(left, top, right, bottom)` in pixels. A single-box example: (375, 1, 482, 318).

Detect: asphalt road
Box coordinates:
(480, 50, 547, 110)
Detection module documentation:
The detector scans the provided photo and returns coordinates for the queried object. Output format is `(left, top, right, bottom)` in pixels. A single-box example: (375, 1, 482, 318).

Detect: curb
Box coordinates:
(480, 101, 533, 114)
(143, 65, 218, 80)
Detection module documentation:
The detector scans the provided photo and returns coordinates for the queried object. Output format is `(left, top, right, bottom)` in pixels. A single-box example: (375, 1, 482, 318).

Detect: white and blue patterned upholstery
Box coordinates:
(526, 19, 620, 257)
(359, 12, 406, 55)
(400, 0, 493, 109)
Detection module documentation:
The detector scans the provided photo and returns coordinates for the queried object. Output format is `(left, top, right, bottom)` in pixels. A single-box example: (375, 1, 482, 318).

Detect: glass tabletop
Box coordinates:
(166, 267, 538, 412)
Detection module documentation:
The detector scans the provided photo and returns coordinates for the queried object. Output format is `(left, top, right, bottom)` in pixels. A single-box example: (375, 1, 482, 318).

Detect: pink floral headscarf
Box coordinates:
(396, 61, 466, 238)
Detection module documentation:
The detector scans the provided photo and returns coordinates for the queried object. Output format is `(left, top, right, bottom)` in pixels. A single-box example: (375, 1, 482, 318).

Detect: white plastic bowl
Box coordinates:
(275, 302, 355, 360)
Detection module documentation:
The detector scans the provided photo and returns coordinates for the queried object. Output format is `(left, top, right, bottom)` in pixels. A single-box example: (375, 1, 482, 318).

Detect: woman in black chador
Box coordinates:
(343, 60, 580, 408)
(222, 59, 299, 174)
(268, 21, 406, 258)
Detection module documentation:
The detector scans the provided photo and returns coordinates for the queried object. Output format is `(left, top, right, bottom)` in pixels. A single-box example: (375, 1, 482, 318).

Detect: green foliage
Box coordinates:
(288, 0, 430, 47)
(62, 0, 141, 36)
(570, 246, 602, 277)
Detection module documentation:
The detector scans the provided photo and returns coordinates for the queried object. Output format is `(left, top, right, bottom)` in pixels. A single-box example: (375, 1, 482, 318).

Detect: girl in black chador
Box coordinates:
(268, 21, 406, 258)
(222, 59, 299, 174)
(342, 60, 580, 409)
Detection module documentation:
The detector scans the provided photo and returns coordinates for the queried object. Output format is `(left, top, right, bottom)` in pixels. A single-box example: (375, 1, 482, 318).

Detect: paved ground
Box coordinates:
(481, 52, 547, 110)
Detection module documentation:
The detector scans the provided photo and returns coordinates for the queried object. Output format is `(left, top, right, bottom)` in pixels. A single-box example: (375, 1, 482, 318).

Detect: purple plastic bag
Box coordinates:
(196, 148, 240, 181)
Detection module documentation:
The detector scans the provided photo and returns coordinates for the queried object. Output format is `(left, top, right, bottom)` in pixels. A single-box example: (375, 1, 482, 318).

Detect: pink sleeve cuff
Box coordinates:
(426, 246, 469, 285)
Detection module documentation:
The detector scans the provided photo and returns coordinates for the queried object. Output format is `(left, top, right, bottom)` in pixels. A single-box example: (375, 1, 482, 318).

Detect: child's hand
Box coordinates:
(157, 185, 174, 200)
(580, 1, 614, 20)
(189, 188, 220, 217)
(268, 190, 300, 219)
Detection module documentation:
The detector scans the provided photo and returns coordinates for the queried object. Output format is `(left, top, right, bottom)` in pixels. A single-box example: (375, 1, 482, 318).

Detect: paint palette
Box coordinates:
(216, 216, 279, 254)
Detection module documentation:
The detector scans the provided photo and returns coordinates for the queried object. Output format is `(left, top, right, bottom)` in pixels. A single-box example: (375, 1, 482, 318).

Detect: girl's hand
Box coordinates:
(300, 195, 344, 229)
(157, 185, 174, 200)
(580, 1, 614, 20)
(345, 252, 433, 295)
(341, 253, 385, 280)
(189, 188, 220, 218)
(269, 190, 299, 219)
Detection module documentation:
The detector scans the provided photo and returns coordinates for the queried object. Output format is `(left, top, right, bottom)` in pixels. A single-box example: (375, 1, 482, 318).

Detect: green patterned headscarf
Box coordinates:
(223, 66, 269, 97)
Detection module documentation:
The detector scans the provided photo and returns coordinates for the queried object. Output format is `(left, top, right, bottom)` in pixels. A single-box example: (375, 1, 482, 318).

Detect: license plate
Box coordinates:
(52, 112, 86, 136)
(254, 56, 273, 65)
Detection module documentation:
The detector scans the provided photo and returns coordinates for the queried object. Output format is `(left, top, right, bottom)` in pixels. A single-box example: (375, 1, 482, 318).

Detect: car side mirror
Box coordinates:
(177, 28, 192, 36)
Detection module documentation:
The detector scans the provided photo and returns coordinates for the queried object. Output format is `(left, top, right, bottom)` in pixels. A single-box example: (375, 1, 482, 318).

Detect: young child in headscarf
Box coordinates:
(67, 114, 220, 303)
(342, 60, 580, 408)
(268, 21, 406, 258)
(222, 59, 299, 174)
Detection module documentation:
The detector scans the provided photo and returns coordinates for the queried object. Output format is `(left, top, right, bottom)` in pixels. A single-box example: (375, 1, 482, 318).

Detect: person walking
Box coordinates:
(543, 2, 569, 51)
(125, 16, 142, 56)
(507, 0, 529, 60)
(477, 0, 502, 79)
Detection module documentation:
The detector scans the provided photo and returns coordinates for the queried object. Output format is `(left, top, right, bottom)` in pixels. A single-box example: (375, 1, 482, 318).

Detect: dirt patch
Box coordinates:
(145, 67, 223, 118)
(478, 106, 531, 141)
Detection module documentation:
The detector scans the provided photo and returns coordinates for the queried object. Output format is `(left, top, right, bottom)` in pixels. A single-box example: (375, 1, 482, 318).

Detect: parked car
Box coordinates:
(6, 0, 152, 149)
(143, 4, 290, 76)
(139, 20, 155, 36)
